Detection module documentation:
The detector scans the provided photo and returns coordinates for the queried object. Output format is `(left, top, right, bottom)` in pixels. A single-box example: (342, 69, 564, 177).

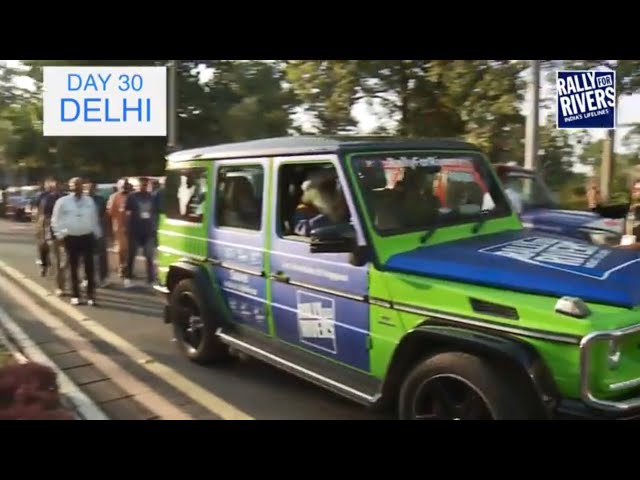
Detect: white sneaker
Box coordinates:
(123, 278, 133, 288)
(70, 297, 80, 306)
(87, 299, 96, 307)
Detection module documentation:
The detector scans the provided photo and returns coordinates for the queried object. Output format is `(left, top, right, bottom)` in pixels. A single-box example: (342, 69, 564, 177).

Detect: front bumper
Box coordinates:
(579, 323, 640, 416)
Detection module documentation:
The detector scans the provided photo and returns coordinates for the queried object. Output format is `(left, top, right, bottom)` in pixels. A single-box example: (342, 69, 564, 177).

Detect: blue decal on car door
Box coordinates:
(268, 156, 370, 372)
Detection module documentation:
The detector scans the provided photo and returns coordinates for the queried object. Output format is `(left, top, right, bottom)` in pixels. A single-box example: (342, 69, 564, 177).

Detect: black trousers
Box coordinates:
(63, 234, 95, 299)
(95, 235, 108, 281)
(126, 233, 155, 283)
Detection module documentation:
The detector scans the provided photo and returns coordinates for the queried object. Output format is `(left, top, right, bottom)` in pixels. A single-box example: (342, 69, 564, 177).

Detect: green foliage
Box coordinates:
(285, 60, 361, 134)
(1, 58, 639, 194)
(1, 60, 299, 182)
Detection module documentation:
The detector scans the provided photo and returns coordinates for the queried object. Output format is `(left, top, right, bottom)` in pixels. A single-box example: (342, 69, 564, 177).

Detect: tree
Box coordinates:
(6, 60, 298, 180)
(559, 60, 640, 198)
(285, 60, 361, 134)
(622, 123, 640, 152)
(536, 113, 576, 191)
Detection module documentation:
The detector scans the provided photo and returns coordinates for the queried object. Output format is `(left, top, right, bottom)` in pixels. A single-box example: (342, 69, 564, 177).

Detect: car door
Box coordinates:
(268, 156, 371, 373)
(209, 159, 269, 334)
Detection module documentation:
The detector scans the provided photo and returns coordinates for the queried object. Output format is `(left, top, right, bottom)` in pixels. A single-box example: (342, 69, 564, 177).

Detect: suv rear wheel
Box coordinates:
(398, 351, 536, 420)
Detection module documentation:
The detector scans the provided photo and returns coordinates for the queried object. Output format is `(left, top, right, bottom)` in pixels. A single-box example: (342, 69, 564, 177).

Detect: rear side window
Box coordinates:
(215, 164, 264, 231)
(163, 167, 208, 223)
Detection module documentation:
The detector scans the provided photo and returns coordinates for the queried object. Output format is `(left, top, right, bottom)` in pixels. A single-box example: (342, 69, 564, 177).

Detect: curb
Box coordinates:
(0, 306, 109, 420)
(0, 260, 254, 420)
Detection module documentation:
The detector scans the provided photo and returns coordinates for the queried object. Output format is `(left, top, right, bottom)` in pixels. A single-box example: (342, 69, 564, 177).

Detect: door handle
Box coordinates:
(270, 271, 290, 283)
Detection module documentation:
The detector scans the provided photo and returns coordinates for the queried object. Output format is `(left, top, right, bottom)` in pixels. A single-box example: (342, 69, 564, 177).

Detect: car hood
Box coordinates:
(385, 230, 640, 308)
(522, 208, 624, 234)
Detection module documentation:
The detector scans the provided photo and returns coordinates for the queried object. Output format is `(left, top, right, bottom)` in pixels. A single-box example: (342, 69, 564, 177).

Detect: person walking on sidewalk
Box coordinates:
(86, 180, 109, 288)
(34, 178, 60, 276)
(51, 177, 102, 306)
(34, 179, 67, 296)
(106, 178, 131, 278)
(124, 177, 157, 288)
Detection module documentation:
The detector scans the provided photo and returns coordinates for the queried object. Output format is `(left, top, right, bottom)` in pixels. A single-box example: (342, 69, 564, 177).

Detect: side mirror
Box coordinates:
(310, 223, 356, 254)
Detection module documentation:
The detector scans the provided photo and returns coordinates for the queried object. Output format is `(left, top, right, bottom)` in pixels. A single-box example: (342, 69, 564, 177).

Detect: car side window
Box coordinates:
(163, 167, 208, 223)
(277, 161, 350, 241)
(215, 164, 264, 231)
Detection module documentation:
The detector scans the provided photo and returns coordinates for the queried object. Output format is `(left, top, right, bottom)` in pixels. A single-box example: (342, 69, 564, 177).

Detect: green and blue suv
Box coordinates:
(154, 136, 640, 420)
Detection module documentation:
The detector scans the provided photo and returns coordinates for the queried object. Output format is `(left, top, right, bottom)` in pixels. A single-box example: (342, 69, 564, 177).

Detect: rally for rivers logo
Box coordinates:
(556, 69, 616, 129)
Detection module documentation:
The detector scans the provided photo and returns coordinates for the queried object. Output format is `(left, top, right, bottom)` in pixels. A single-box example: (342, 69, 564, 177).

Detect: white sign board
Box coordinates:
(43, 66, 167, 136)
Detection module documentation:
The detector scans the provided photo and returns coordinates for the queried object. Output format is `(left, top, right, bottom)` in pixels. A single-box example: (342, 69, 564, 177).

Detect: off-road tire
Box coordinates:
(398, 351, 537, 420)
(169, 278, 229, 364)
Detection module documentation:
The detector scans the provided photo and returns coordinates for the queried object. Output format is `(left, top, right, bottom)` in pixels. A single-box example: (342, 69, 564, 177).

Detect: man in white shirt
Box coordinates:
(51, 177, 102, 306)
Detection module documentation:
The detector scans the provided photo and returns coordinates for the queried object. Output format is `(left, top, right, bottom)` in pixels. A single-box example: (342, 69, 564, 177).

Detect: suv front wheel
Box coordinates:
(169, 278, 229, 364)
(398, 351, 536, 420)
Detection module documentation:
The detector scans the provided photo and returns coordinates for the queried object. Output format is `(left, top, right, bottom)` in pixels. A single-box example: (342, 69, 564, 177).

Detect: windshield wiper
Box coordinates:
(471, 210, 491, 234)
(419, 226, 438, 244)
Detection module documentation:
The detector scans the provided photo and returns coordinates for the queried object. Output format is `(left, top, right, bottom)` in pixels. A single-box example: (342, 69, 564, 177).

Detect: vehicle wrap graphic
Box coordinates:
(386, 230, 640, 308)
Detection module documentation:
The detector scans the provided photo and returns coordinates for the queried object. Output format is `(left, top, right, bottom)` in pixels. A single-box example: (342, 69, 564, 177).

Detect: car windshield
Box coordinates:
(502, 171, 557, 210)
(351, 151, 512, 235)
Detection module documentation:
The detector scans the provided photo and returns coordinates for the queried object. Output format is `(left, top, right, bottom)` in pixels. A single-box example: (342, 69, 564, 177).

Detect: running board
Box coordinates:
(216, 329, 381, 406)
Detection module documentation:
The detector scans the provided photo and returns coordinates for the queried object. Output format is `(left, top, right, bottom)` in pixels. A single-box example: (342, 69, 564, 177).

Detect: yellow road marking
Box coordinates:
(0, 274, 191, 420)
(0, 260, 254, 420)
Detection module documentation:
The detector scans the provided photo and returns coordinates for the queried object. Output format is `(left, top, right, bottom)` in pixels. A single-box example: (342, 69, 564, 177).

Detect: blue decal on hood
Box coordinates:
(480, 236, 618, 279)
(385, 231, 640, 308)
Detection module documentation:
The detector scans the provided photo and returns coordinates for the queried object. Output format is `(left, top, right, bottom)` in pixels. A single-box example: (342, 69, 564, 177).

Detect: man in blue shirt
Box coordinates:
(124, 177, 157, 287)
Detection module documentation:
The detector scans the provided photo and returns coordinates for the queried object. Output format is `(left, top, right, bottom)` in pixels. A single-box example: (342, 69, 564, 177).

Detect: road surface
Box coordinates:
(0, 219, 387, 420)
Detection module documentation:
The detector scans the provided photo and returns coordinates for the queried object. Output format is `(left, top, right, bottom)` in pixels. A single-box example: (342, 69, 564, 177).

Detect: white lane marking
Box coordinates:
(0, 274, 192, 420)
(0, 260, 254, 421)
(0, 305, 109, 420)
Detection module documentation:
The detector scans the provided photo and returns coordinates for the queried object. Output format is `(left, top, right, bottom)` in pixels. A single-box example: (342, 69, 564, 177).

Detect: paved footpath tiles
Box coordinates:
(99, 397, 157, 421)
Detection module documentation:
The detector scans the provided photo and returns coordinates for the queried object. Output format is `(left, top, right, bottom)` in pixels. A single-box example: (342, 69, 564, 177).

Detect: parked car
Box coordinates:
(5, 186, 40, 221)
(154, 136, 640, 420)
(94, 183, 117, 199)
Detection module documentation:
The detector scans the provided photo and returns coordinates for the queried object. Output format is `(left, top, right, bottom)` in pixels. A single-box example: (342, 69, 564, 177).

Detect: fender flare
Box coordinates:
(166, 261, 218, 317)
(380, 323, 560, 416)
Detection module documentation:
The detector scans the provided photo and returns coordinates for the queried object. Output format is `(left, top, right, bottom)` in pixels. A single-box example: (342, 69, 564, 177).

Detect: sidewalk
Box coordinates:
(0, 306, 108, 420)
(0, 336, 17, 368)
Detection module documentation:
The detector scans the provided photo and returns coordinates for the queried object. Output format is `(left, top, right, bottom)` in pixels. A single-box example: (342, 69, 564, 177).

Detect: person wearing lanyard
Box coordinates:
(51, 177, 102, 306)
(124, 176, 157, 288)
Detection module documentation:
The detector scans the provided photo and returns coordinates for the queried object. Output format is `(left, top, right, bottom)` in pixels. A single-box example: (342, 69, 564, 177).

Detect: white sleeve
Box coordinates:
(51, 197, 66, 239)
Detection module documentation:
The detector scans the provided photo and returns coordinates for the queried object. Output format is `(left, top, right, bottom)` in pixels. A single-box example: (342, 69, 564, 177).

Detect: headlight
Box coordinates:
(555, 296, 591, 318)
